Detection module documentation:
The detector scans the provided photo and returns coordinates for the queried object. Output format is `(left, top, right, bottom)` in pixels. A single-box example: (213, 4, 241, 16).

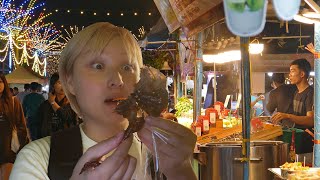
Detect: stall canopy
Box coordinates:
(5, 66, 46, 84)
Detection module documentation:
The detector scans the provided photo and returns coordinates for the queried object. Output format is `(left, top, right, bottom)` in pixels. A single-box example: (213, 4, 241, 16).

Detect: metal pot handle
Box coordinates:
(234, 157, 263, 161)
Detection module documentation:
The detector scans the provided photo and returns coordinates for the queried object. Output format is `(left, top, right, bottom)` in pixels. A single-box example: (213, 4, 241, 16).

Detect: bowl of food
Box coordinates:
(280, 162, 309, 179)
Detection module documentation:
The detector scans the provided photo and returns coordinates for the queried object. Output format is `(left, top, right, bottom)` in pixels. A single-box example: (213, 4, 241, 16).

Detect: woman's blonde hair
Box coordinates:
(59, 22, 143, 115)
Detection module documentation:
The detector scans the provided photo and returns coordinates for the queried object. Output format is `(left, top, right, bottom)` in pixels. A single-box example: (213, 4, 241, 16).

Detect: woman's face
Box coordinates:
(67, 36, 140, 126)
(0, 79, 4, 94)
(53, 80, 64, 95)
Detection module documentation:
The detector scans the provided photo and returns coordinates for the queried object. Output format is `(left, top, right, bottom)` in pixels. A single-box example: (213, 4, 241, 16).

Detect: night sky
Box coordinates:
(39, 0, 161, 36)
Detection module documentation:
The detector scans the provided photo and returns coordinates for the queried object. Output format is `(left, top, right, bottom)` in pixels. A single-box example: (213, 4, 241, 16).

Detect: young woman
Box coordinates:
(11, 22, 197, 180)
(0, 74, 29, 180)
(37, 73, 79, 138)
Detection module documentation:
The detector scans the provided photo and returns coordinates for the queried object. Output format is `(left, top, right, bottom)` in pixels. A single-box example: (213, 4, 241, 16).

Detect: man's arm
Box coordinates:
(287, 111, 314, 127)
(272, 111, 314, 127)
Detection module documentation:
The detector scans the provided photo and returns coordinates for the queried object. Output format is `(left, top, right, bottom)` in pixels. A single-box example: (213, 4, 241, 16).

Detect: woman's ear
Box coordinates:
(65, 74, 75, 95)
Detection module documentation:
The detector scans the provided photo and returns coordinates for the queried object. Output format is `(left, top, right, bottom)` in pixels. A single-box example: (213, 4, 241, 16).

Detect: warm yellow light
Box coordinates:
(61, 25, 64, 28)
(81, 11, 84, 14)
(94, 12, 97, 15)
(107, 12, 110, 16)
(249, 43, 264, 54)
(121, 13, 124, 16)
(67, 10, 70, 13)
(55, 9, 58, 12)
(43, 8, 46, 11)
(148, 12, 152, 16)
(203, 50, 241, 63)
(134, 12, 137, 16)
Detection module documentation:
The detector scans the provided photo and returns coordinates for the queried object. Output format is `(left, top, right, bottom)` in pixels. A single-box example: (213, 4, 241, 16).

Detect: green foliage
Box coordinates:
(175, 96, 193, 117)
(142, 50, 167, 69)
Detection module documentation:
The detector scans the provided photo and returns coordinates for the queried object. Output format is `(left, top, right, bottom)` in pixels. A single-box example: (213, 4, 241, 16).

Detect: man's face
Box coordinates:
(289, 65, 304, 85)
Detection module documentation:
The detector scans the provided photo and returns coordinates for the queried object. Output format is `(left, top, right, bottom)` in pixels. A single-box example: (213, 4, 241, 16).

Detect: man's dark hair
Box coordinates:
(13, 87, 19, 91)
(290, 58, 312, 78)
(24, 83, 30, 90)
(272, 73, 285, 84)
(30, 82, 39, 91)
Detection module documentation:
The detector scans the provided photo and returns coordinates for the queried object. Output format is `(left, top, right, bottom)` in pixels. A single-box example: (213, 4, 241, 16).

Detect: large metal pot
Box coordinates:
(199, 141, 288, 180)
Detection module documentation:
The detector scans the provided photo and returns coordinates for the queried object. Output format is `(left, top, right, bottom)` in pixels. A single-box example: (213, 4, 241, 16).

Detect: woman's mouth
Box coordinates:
(104, 98, 126, 104)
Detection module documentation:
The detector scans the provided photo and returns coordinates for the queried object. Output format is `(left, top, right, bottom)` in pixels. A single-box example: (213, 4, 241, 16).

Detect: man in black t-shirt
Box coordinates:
(272, 59, 314, 154)
(267, 73, 296, 127)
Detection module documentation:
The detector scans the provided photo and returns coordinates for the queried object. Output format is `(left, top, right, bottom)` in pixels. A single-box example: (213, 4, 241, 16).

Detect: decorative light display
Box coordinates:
(0, 0, 60, 76)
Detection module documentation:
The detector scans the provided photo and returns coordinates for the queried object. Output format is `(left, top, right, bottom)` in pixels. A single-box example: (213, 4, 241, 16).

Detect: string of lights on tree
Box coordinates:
(0, 0, 61, 76)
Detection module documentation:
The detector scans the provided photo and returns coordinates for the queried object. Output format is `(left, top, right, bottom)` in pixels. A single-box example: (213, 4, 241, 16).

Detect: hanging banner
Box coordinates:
(272, 0, 300, 21)
(169, 0, 223, 37)
(223, 0, 268, 37)
(153, 0, 180, 33)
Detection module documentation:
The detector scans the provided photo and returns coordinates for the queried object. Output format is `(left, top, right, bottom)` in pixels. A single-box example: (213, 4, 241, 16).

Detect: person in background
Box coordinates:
(16, 84, 30, 103)
(0, 74, 29, 180)
(251, 94, 265, 116)
(36, 83, 48, 100)
(267, 73, 296, 126)
(272, 59, 314, 160)
(11, 22, 196, 180)
(13, 87, 19, 96)
(37, 73, 78, 138)
(22, 82, 45, 140)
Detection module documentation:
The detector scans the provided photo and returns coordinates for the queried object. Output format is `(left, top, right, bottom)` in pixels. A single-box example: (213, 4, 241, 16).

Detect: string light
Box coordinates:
(148, 12, 151, 16)
(93, 12, 96, 15)
(67, 10, 70, 13)
(120, 13, 124, 16)
(134, 12, 137, 16)
(0, 0, 57, 76)
(107, 12, 110, 16)
(80, 11, 84, 14)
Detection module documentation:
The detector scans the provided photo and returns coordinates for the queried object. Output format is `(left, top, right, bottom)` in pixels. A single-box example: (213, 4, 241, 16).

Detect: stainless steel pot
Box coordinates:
(199, 141, 288, 180)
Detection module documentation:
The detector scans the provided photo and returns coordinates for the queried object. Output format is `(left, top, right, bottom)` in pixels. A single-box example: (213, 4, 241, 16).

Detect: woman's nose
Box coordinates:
(108, 72, 124, 88)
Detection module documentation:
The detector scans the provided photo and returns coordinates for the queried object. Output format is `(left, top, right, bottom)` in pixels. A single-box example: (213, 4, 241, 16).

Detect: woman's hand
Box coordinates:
(70, 132, 137, 180)
(138, 116, 197, 179)
(48, 92, 56, 104)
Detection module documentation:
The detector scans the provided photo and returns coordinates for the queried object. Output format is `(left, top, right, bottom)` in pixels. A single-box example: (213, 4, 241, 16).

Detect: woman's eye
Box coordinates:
(122, 64, 133, 71)
(92, 63, 103, 70)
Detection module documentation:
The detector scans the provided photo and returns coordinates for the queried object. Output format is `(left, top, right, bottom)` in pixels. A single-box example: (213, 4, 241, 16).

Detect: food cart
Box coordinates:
(153, 0, 320, 179)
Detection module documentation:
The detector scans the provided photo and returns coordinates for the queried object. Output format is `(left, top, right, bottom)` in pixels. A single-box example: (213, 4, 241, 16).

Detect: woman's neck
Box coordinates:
(82, 120, 127, 142)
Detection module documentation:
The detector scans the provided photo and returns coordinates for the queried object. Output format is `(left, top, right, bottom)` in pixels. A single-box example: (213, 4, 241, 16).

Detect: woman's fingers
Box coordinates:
(109, 156, 130, 180)
(121, 156, 137, 180)
(73, 132, 124, 175)
(94, 136, 133, 175)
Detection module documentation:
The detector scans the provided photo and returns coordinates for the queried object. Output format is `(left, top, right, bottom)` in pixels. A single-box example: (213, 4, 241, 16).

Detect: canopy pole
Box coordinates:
(314, 23, 320, 167)
(194, 32, 203, 122)
(240, 37, 251, 180)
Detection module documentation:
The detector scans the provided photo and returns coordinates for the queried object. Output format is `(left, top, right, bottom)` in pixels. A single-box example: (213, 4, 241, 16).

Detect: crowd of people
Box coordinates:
(0, 72, 81, 179)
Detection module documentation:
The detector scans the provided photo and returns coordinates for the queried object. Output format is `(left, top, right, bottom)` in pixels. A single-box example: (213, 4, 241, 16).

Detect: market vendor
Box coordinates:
(271, 59, 314, 155)
(266, 73, 296, 127)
